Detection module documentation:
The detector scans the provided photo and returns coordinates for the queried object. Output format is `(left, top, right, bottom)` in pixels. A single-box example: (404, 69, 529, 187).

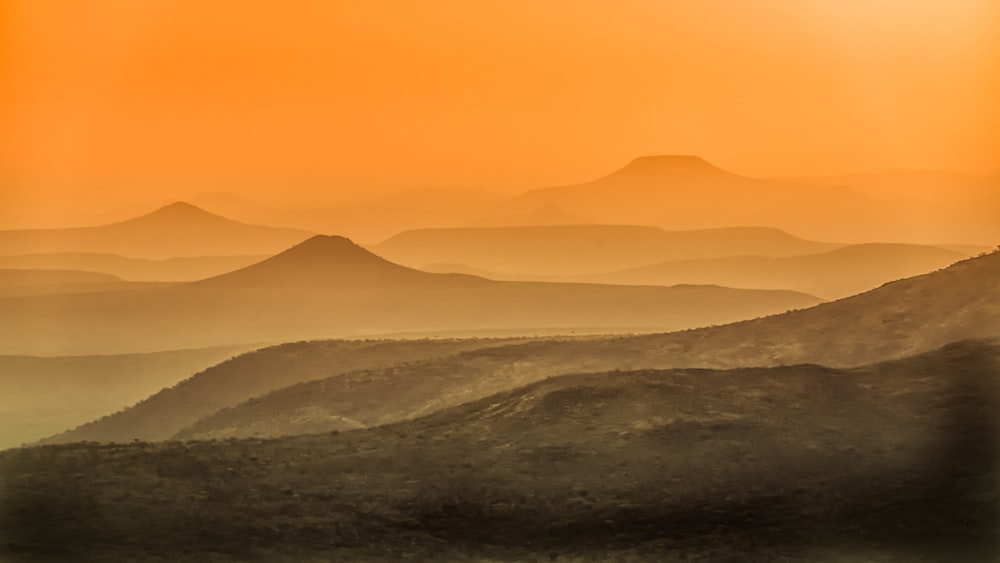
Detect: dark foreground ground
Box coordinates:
(1, 341, 998, 561)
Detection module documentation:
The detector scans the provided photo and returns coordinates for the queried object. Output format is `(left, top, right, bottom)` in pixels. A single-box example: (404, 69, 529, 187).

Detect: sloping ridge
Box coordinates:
(195, 235, 478, 288)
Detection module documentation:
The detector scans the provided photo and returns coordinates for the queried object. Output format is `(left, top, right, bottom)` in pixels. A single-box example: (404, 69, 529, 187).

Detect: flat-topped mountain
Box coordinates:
(0, 202, 313, 259)
(597, 154, 748, 183)
(483, 155, 878, 241)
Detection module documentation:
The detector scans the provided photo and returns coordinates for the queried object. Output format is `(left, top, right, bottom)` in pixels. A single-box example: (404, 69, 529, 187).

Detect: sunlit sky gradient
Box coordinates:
(2, 0, 998, 220)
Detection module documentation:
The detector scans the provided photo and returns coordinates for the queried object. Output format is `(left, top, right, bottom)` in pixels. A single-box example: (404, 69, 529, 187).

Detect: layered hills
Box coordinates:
(589, 243, 969, 299)
(485, 155, 999, 244)
(0, 235, 818, 355)
(5, 340, 997, 560)
(56, 249, 1000, 444)
(374, 224, 838, 276)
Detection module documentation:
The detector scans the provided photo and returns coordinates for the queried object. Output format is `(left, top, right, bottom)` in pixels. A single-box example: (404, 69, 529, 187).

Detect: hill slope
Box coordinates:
(4, 341, 998, 560)
(176, 250, 1000, 441)
(0, 344, 256, 450)
(0, 202, 313, 259)
(38, 338, 528, 444)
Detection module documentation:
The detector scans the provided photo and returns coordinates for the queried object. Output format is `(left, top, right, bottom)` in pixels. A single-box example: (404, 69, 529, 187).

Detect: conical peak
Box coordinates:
(280, 234, 368, 259)
(617, 155, 725, 177)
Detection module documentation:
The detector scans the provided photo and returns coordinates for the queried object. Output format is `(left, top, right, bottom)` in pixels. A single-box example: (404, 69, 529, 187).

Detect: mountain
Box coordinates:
(0, 202, 314, 259)
(590, 243, 969, 299)
(192, 234, 452, 289)
(5, 341, 998, 560)
(486, 155, 884, 242)
(170, 249, 1000, 441)
(373, 224, 838, 276)
(0, 344, 256, 450)
(0, 235, 818, 355)
(0, 252, 266, 282)
(485, 155, 998, 244)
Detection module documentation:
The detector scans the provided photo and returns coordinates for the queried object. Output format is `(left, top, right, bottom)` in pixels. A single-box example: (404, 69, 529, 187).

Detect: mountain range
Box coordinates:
(45, 248, 1000, 444)
(0, 235, 818, 355)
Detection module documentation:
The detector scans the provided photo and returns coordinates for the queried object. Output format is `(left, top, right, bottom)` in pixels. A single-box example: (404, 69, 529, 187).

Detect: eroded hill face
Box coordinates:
(4, 341, 997, 560)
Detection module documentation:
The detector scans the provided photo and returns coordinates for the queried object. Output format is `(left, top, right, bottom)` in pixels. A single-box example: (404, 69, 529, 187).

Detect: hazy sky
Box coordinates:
(3, 0, 998, 213)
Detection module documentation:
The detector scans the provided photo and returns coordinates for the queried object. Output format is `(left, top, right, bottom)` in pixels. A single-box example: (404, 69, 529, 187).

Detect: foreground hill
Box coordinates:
(174, 249, 1000, 441)
(0, 252, 265, 281)
(373, 224, 837, 276)
(0, 344, 256, 450)
(3, 341, 997, 560)
(0, 235, 818, 355)
(0, 202, 313, 259)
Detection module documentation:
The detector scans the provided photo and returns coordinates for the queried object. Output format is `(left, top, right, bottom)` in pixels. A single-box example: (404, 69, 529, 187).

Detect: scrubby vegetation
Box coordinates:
(3, 340, 997, 561)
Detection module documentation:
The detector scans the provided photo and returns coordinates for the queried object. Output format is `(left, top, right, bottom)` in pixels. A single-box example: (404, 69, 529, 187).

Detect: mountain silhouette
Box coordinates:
(196, 235, 459, 289)
(488, 155, 888, 242)
(597, 154, 746, 183)
(0, 236, 818, 355)
(0, 202, 313, 259)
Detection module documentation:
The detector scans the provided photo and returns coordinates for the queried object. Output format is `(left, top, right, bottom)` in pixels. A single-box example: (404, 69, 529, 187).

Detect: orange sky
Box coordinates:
(2, 0, 999, 218)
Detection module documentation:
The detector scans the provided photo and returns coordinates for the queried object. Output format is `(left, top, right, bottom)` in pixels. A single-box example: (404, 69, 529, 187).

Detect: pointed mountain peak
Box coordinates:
(124, 201, 232, 225)
(601, 155, 744, 183)
(279, 234, 372, 259)
(199, 234, 434, 287)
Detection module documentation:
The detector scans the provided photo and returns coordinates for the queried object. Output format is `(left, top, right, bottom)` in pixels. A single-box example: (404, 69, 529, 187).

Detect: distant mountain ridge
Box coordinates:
(0, 202, 313, 259)
(373, 224, 838, 276)
(0, 234, 819, 355)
